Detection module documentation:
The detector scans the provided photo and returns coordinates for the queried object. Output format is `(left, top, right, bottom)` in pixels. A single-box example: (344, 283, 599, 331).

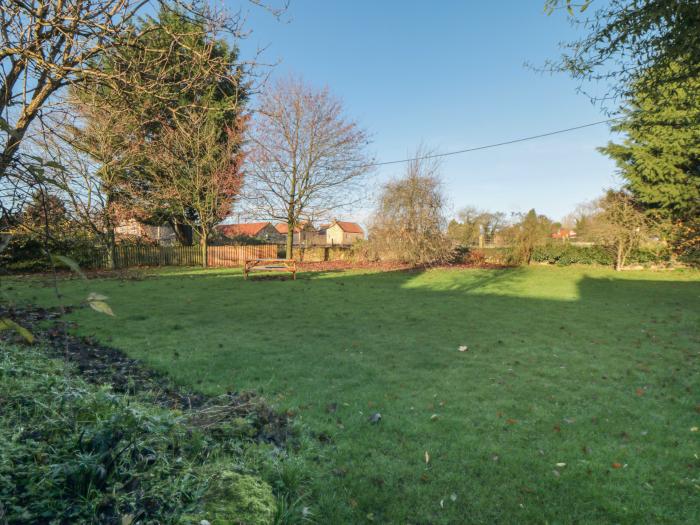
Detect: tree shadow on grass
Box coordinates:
(170, 267, 696, 524)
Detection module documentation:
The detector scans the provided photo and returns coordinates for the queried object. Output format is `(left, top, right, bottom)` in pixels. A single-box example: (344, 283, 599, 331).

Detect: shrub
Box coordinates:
(531, 244, 613, 265)
(530, 243, 671, 267)
(368, 151, 452, 266)
(477, 247, 515, 265)
(0, 234, 105, 273)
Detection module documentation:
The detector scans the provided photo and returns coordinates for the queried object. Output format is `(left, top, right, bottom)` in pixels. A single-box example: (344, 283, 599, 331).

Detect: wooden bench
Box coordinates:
(244, 258, 297, 280)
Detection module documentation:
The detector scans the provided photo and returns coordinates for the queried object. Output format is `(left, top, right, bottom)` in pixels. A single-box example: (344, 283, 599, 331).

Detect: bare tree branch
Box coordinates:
(244, 75, 373, 258)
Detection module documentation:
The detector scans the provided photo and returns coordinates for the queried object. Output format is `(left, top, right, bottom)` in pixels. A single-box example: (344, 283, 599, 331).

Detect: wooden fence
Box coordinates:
(82, 244, 279, 269)
(75, 243, 350, 270)
(207, 245, 277, 267)
(114, 244, 202, 268)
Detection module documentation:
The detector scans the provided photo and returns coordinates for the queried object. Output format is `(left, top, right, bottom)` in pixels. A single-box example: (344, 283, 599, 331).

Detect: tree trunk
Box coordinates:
(170, 219, 192, 246)
(615, 244, 624, 271)
(105, 231, 116, 271)
(0, 78, 58, 180)
(201, 235, 208, 268)
(285, 226, 294, 260)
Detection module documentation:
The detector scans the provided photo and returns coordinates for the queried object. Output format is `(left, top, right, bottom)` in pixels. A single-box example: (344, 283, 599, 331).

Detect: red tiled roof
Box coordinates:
(551, 228, 576, 239)
(275, 223, 299, 234)
(333, 221, 364, 234)
(275, 221, 312, 234)
(216, 222, 271, 237)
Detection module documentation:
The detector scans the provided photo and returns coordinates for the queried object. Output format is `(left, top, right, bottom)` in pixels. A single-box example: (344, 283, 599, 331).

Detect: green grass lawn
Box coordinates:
(6, 265, 700, 524)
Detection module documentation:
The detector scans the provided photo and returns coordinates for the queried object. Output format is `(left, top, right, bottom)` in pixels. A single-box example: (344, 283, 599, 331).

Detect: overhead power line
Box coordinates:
(361, 118, 620, 169)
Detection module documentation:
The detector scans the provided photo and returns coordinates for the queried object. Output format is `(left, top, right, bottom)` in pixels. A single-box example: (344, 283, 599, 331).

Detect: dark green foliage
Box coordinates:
(546, 0, 700, 103)
(599, 65, 700, 224)
(76, 7, 248, 231)
(0, 234, 103, 272)
(530, 243, 671, 266)
(0, 191, 105, 272)
(469, 244, 672, 267)
(0, 344, 199, 523)
(0, 343, 283, 524)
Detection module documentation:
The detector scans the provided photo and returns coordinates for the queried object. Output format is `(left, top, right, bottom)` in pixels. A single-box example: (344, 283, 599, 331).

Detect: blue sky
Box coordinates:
(233, 0, 622, 222)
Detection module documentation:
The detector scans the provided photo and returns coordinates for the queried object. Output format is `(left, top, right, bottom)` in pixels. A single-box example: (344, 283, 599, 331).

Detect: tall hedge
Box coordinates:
(472, 244, 674, 267)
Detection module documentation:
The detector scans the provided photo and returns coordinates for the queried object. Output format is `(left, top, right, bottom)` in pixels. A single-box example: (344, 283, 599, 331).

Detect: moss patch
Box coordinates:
(202, 470, 276, 525)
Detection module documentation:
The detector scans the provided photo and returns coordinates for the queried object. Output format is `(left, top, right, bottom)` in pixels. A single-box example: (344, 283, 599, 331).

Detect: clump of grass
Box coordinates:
(0, 342, 310, 524)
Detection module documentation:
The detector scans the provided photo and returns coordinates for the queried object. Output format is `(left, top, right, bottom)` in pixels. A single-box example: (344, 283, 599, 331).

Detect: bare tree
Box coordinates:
(0, 0, 273, 184)
(590, 189, 651, 270)
(0, 0, 149, 180)
(34, 98, 144, 269)
(368, 149, 451, 266)
(245, 76, 373, 258)
(150, 108, 244, 267)
(448, 207, 508, 246)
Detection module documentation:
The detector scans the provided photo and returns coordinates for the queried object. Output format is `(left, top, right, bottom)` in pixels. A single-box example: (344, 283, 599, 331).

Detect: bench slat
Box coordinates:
(244, 258, 297, 280)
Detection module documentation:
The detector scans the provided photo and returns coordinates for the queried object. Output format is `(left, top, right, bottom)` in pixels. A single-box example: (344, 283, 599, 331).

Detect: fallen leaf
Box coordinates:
(425, 451, 430, 464)
(0, 318, 35, 344)
(635, 388, 645, 396)
(88, 300, 115, 317)
(612, 462, 622, 469)
(506, 418, 517, 425)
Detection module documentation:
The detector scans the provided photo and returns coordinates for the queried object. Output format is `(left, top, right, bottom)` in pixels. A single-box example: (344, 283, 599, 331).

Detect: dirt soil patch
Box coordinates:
(0, 305, 290, 446)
